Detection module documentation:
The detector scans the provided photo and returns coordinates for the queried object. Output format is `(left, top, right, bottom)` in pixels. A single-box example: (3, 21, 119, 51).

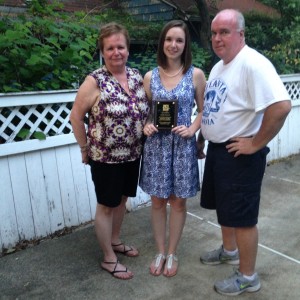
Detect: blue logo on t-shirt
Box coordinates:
(202, 78, 227, 125)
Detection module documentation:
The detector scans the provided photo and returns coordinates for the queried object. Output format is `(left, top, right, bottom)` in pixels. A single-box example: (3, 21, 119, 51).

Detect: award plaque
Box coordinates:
(153, 100, 178, 130)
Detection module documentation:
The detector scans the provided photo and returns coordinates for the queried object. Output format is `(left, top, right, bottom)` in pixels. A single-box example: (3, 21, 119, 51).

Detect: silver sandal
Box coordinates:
(164, 254, 178, 277)
(150, 253, 165, 276)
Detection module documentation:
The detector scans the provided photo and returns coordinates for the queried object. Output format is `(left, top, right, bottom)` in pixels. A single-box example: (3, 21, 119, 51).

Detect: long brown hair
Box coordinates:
(157, 20, 192, 74)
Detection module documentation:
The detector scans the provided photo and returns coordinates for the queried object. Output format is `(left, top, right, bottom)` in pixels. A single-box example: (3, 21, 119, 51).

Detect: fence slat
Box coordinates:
(55, 147, 79, 227)
(25, 151, 51, 237)
(41, 148, 65, 232)
(69, 145, 92, 223)
(9, 153, 35, 240)
(0, 157, 19, 248)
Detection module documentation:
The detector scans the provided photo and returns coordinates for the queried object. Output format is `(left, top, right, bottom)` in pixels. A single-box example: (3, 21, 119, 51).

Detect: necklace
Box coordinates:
(160, 65, 184, 78)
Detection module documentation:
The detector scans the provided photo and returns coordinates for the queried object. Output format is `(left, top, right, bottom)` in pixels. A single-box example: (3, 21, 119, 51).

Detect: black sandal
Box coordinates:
(112, 243, 139, 257)
(101, 260, 133, 280)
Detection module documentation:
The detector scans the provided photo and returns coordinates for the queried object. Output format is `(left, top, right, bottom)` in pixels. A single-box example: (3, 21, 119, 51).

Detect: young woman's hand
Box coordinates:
(172, 125, 193, 138)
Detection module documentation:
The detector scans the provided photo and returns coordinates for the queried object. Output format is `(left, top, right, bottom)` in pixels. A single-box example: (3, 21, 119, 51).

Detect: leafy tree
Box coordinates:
(0, 1, 100, 92)
(0, 0, 160, 92)
(2, 0, 297, 94)
(248, 0, 300, 73)
(0, 0, 212, 92)
(260, 0, 299, 27)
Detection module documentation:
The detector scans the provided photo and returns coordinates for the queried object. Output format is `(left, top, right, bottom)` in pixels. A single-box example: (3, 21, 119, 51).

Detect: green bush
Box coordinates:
(1, 0, 297, 93)
(263, 41, 300, 74)
(0, 0, 211, 93)
(191, 43, 211, 76)
(245, 7, 300, 74)
(128, 43, 211, 77)
(128, 50, 157, 76)
(0, 7, 99, 92)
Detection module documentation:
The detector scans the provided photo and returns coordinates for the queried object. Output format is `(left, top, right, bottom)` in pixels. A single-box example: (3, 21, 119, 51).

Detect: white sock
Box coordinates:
(223, 248, 238, 256)
(243, 273, 256, 281)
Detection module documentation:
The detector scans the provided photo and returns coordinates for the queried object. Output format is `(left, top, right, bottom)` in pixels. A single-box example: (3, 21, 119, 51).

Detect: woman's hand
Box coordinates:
(81, 151, 89, 164)
(143, 123, 158, 137)
(172, 125, 193, 138)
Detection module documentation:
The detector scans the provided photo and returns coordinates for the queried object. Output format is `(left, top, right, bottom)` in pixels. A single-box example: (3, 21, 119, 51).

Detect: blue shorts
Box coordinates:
(90, 158, 140, 208)
(200, 141, 269, 227)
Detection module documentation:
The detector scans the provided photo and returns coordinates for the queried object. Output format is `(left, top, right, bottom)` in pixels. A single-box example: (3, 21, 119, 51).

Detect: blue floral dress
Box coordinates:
(139, 66, 200, 199)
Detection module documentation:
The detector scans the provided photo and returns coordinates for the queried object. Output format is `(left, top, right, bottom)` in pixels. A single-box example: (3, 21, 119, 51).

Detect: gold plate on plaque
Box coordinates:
(153, 100, 178, 130)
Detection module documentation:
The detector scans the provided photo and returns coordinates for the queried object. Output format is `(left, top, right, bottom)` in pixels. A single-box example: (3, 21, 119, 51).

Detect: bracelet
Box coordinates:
(79, 143, 88, 153)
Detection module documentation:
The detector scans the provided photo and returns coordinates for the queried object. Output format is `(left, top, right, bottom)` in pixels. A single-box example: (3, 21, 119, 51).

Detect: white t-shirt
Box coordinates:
(201, 45, 290, 143)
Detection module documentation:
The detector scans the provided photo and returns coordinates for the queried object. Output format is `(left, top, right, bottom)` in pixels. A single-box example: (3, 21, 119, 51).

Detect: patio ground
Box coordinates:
(0, 154, 299, 300)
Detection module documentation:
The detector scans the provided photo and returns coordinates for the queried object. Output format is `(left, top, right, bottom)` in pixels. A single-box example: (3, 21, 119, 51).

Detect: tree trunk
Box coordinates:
(194, 0, 211, 50)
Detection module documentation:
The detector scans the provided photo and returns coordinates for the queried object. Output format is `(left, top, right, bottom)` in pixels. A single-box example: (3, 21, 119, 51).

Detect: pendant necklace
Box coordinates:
(160, 65, 184, 78)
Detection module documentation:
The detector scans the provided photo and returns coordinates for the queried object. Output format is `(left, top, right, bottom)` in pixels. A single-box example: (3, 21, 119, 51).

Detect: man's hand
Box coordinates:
(196, 138, 206, 159)
(226, 137, 258, 157)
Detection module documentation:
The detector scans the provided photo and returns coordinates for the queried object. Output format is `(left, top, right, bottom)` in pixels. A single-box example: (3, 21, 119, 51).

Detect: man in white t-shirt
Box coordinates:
(197, 9, 291, 296)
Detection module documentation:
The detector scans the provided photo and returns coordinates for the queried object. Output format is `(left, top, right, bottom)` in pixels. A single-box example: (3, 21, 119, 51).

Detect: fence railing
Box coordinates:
(0, 74, 299, 251)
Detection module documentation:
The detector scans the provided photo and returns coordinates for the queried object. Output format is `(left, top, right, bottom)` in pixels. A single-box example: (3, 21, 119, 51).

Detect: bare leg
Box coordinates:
(151, 196, 168, 254)
(167, 196, 187, 254)
(221, 225, 237, 251)
(94, 203, 116, 262)
(221, 225, 258, 275)
(111, 196, 127, 244)
(236, 225, 258, 276)
(110, 196, 139, 256)
(163, 196, 186, 276)
(94, 202, 133, 279)
(149, 196, 167, 275)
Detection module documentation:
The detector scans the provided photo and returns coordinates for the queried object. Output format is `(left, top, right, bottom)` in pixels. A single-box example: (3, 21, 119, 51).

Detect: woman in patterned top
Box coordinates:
(70, 22, 149, 280)
(139, 20, 206, 277)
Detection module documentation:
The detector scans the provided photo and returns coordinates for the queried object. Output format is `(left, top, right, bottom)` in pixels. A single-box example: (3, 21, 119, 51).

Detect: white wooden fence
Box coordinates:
(0, 73, 299, 251)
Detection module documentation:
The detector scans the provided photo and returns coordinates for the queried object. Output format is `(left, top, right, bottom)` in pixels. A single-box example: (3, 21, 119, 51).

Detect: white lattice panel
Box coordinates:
(0, 103, 73, 144)
(0, 76, 299, 147)
(284, 81, 300, 101)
